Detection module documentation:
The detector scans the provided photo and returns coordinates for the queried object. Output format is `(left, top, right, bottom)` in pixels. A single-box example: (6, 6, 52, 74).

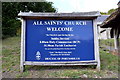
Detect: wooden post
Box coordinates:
(114, 29, 118, 53)
(93, 19, 100, 71)
(20, 19, 25, 72)
(114, 32, 117, 50)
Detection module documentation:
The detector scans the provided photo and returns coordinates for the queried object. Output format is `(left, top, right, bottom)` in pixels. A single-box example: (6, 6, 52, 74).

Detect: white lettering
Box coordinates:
(46, 27, 73, 31)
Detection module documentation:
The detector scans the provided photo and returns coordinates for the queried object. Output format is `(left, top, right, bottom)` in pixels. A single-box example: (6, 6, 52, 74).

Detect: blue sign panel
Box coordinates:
(25, 20, 95, 62)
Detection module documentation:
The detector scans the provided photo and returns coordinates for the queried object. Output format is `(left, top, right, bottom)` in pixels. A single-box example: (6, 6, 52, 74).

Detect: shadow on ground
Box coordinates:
(25, 65, 96, 71)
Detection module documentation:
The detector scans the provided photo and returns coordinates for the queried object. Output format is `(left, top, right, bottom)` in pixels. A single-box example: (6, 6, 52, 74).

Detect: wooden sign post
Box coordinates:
(18, 11, 101, 72)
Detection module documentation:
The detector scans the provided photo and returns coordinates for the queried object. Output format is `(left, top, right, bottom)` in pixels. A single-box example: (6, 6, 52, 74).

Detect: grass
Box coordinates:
(100, 50, 118, 71)
(100, 39, 114, 46)
(2, 37, 29, 78)
(2, 36, 119, 78)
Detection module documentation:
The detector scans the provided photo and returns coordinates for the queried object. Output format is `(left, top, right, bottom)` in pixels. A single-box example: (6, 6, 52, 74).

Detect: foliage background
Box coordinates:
(2, 2, 56, 39)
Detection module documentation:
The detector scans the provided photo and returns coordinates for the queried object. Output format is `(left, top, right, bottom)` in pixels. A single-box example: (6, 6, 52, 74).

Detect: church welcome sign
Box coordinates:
(18, 12, 100, 72)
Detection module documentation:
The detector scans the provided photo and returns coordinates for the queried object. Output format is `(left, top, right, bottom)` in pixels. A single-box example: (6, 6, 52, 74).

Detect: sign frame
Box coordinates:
(19, 12, 100, 72)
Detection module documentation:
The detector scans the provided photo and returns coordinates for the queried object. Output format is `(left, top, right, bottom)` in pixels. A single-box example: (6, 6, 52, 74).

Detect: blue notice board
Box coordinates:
(25, 20, 95, 62)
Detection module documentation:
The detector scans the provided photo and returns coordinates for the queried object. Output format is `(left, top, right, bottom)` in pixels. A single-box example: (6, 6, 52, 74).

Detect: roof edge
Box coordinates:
(18, 11, 101, 18)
